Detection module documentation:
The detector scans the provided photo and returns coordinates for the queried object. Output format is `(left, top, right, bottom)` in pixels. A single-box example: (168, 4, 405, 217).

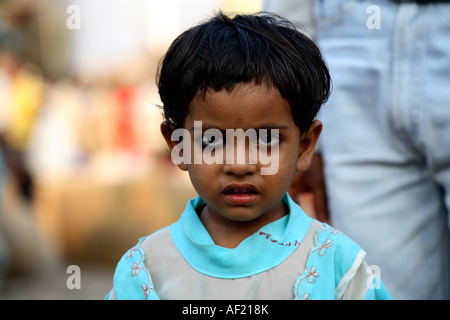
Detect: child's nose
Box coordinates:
(223, 163, 257, 176)
(222, 162, 258, 176)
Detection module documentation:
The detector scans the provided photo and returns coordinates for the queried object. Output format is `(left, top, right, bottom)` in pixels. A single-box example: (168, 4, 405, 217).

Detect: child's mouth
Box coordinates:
(222, 183, 260, 205)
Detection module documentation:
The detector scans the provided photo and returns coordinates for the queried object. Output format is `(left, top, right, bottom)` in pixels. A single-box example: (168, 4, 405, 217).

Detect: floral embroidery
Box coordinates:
(126, 241, 154, 299)
(310, 227, 342, 256)
(141, 283, 153, 298)
(294, 265, 319, 296)
(293, 224, 343, 300)
(305, 265, 319, 283)
(301, 293, 311, 300)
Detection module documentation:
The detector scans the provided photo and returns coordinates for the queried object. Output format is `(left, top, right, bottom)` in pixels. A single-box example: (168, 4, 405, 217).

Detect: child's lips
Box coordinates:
(222, 183, 260, 205)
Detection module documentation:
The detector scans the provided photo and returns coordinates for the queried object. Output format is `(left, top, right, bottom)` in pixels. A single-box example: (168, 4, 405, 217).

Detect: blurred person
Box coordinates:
(265, 0, 450, 299)
(106, 12, 391, 300)
(0, 27, 44, 202)
(112, 85, 139, 154)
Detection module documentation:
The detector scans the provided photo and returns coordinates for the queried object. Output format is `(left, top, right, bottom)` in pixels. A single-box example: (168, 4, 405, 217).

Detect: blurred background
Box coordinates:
(0, 0, 264, 299)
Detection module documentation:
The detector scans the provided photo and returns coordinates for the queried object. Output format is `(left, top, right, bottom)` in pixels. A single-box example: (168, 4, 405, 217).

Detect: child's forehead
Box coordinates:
(186, 81, 293, 129)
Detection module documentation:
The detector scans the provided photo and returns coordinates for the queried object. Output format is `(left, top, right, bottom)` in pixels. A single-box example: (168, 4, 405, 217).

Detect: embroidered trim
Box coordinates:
(293, 224, 343, 300)
(258, 231, 302, 247)
(126, 241, 154, 299)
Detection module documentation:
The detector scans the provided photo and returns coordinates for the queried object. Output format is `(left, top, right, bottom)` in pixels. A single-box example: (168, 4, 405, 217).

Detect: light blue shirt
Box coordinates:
(107, 194, 391, 300)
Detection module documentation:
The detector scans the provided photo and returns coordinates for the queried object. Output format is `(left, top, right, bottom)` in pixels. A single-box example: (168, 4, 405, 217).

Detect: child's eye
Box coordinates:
(202, 132, 224, 148)
(258, 130, 280, 147)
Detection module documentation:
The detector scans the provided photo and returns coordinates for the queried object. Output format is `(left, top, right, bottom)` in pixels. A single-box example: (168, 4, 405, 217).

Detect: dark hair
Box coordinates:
(157, 11, 331, 132)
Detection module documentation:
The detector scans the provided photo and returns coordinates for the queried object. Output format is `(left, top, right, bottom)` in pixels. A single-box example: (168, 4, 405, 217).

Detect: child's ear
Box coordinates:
(296, 120, 322, 172)
(160, 121, 188, 171)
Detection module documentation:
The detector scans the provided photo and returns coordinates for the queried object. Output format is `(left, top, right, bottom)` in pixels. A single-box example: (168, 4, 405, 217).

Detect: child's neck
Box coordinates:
(198, 203, 288, 249)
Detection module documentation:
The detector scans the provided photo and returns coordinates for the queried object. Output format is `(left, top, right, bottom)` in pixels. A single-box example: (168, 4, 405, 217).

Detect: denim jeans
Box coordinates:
(315, 0, 450, 299)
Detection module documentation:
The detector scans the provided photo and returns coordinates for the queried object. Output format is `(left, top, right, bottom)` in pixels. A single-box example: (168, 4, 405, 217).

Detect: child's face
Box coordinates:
(161, 81, 321, 229)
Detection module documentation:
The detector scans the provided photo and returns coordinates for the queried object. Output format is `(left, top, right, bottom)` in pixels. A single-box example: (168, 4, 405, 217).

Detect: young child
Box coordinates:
(106, 12, 391, 300)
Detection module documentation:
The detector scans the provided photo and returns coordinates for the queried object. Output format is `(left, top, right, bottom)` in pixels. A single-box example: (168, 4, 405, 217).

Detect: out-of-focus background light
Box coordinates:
(0, 0, 262, 299)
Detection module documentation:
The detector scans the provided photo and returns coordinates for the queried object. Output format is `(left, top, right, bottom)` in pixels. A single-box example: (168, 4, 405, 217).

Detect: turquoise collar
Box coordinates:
(170, 193, 312, 279)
